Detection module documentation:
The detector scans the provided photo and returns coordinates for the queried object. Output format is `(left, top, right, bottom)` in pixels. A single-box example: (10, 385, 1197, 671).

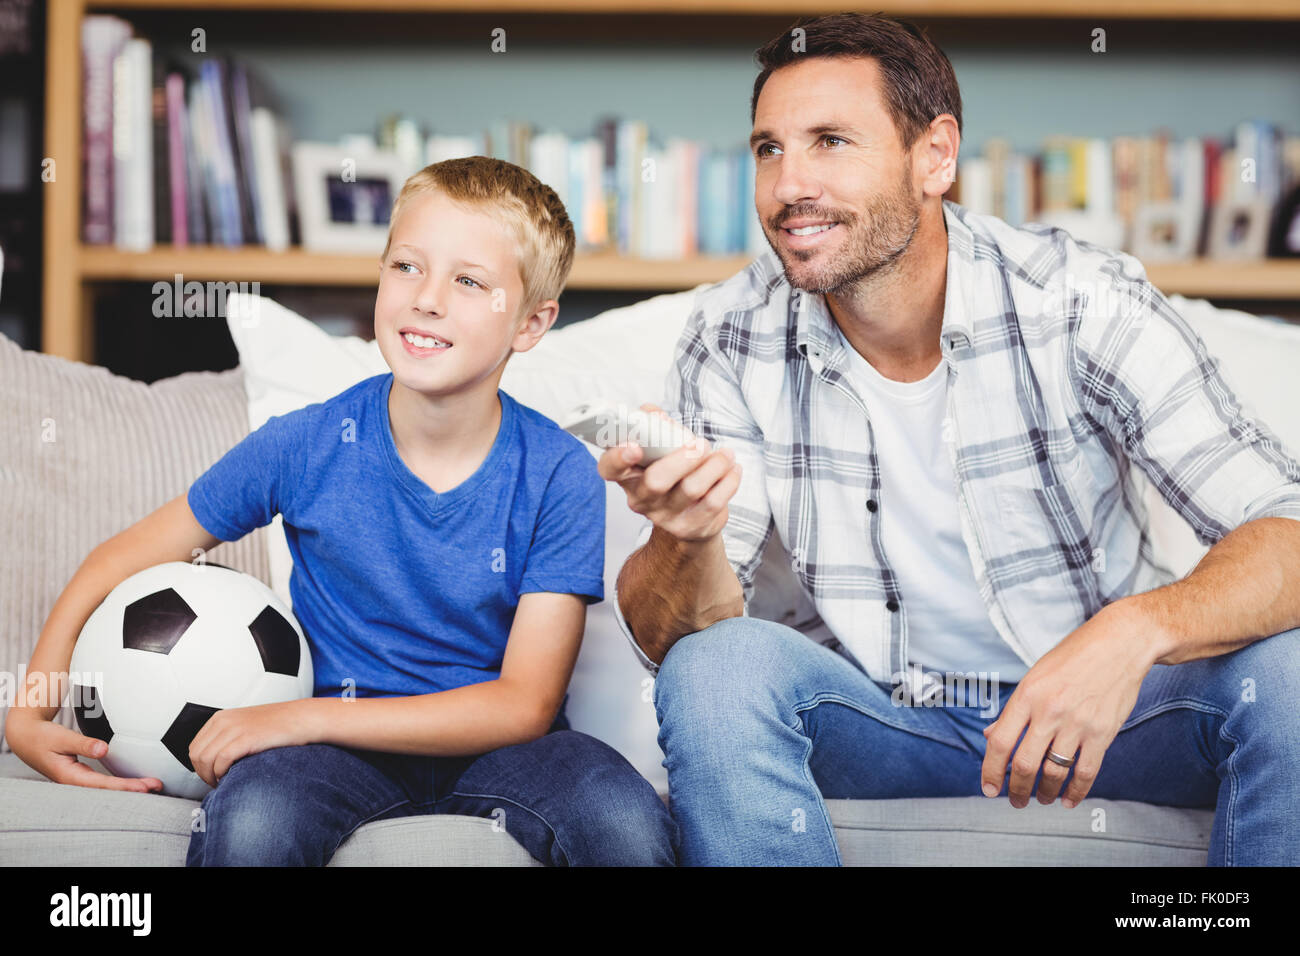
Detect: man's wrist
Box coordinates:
(1108, 591, 1178, 667)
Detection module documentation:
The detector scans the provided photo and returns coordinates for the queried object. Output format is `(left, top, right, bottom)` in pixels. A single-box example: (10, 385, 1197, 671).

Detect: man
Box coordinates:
(597, 12, 1300, 866)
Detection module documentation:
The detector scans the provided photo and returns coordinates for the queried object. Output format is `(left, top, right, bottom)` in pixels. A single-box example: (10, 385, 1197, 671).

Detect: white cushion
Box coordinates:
(1141, 295, 1300, 577)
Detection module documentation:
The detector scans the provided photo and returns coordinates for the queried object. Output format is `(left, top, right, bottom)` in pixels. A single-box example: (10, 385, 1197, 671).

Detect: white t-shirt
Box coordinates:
(838, 330, 1029, 687)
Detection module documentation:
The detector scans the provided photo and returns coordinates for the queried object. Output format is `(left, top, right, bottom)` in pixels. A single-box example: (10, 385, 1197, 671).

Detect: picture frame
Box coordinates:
(1130, 201, 1199, 262)
(1267, 183, 1300, 258)
(1207, 198, 1272, 261)
(291, 142, 409, 254)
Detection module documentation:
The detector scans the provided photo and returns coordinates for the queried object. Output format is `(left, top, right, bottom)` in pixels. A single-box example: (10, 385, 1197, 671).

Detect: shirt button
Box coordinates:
(866, 498, 878, 512)
(886, 599, 899, 612)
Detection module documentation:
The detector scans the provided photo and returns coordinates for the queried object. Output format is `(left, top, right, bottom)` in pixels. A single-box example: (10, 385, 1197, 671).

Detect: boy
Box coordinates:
(6, 156, 678, 866)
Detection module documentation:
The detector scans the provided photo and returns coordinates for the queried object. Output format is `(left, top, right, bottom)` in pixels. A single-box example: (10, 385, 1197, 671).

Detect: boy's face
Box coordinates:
(375, 191, 553, 401)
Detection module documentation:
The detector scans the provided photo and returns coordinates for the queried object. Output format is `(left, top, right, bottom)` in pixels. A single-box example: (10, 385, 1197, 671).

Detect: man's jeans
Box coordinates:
(653, 616, 1300, 866)
(187, 715, 677, 866)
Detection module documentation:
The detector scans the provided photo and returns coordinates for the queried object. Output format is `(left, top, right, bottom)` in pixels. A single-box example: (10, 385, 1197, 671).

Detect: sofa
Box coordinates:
(4, 276, 1298, 866)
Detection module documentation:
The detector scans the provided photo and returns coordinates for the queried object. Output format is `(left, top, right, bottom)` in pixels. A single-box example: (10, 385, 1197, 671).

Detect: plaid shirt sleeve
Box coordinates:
(1071, 254, 1300, 547)
(665, 302, 777, 606)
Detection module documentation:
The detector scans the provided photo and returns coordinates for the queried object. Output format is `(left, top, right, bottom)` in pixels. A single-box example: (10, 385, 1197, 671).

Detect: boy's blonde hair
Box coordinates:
(381, 156, 576, 317)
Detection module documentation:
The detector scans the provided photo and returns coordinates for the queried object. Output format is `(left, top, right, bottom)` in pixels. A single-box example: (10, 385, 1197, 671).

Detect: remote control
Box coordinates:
(561, 400, 696, 464)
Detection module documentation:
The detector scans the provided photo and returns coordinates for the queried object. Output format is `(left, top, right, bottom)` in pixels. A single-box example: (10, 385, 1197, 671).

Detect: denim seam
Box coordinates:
(792, 711, 844, 866)
(1116, 696, 1227, 733)
(791, 691, 970, 755)
(436, 790, 571, 865)
(1215, 722, 1242, 867)
(327, 796, 423, 862)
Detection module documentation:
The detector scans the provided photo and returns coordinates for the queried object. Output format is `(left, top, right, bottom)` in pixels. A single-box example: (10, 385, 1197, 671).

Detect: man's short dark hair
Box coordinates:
(751, 12, 963, 152)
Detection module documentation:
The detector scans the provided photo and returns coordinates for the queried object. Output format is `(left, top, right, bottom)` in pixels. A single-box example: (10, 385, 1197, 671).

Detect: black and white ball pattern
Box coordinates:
(69, 561, 313, 799)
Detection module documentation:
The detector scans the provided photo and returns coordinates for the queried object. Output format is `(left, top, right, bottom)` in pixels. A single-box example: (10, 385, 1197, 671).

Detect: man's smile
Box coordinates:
(779, 219, 841, 251)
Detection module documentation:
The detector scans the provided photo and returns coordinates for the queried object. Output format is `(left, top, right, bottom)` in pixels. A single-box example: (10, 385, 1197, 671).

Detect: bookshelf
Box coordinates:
(43, 0, 1300, 364)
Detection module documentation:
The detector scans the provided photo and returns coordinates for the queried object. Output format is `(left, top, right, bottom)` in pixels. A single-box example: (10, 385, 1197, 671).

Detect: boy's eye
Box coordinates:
(393, 261, 415, 274)
(457, 276, 484, 290)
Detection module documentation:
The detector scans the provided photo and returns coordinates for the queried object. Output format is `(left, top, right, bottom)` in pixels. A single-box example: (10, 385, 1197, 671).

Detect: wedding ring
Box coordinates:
(1046, 748, 1077, 768)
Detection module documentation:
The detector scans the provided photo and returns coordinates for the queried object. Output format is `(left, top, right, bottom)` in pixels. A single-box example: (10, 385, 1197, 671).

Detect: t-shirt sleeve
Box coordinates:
(519, 443, 606, 604)
(187, 411, 303, 542)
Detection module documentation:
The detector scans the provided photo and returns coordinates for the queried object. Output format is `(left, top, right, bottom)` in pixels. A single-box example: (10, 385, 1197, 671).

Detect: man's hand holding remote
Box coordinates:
(597, 404, 746, 665)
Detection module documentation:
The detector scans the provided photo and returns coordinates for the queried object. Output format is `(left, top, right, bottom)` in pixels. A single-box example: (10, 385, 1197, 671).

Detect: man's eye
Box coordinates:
(822, 135, 846, 148)
(756, 143, 779, 158)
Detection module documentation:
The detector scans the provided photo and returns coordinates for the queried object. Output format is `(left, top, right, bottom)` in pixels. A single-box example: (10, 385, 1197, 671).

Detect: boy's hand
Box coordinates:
(6, 713, 163, 792)
(188, 699, 317, 789)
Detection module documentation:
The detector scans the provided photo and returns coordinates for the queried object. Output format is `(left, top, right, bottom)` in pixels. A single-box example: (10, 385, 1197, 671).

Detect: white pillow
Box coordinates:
(225, 289, 701, 792)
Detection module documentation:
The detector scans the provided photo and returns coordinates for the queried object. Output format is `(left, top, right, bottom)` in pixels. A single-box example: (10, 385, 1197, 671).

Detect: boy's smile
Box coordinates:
(398, 326, 454, 357)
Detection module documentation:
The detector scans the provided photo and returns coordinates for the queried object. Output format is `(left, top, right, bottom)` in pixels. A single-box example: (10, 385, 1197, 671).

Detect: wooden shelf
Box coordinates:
(77, 246, 757, 291)
(1142, 260, 1300, 300)
(42, 0, 1300, 363)
(82, 0, 1300, 23)
(76, 246, 1300, 299)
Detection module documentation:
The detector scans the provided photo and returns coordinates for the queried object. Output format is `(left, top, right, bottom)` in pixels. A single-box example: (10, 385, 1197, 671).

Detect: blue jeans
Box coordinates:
(186, 715, 678, 866)
(653, 616, 1300, 866)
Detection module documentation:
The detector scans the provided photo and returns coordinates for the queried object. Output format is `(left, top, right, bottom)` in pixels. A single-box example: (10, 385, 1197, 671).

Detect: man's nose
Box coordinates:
(770, 150, 822, 207)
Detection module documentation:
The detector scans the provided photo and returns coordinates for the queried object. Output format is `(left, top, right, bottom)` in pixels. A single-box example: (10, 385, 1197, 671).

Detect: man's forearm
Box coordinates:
(298, 678, 551, 757)
(1119, 516, 1300, 665)
(618, 527, 744, 665)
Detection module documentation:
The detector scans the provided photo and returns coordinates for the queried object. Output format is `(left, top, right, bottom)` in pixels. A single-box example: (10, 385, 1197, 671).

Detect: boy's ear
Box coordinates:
(510, 299, 560, 355)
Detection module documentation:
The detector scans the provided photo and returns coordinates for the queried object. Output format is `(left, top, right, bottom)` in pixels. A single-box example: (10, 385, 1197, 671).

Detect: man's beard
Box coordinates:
(765, 166, 920, 296)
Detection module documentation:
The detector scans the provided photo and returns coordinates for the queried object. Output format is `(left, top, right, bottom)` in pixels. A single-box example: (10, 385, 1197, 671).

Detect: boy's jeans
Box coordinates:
(653, 616, 1300, 866)
(187, 714, 677, 866)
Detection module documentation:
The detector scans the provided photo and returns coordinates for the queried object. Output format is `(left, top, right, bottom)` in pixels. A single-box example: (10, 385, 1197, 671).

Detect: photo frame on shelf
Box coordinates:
(1130, 201, 1199, 262)
(1267, 184, 1300, 258)
(1207, 199, 1272, 261)
(291, 142, 408, 254)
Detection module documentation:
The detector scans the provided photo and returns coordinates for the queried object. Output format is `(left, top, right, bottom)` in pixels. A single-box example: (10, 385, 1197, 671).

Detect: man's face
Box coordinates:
(751, 56, 921, 295)
(374, 191, 528, 399)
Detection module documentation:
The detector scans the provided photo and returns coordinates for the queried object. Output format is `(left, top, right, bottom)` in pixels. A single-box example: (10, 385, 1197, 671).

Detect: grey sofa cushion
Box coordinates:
(0, 752, 1210, 865)
(0, 333, 271, 753)
(0, 752, 540, 865)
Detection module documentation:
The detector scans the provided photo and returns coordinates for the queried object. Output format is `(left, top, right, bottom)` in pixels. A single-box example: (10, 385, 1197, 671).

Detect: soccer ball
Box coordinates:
(68, 561, 313, 799)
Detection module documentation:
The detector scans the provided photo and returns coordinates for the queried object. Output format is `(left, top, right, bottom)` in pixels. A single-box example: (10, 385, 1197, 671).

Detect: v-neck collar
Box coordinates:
(380, 374, 513, 517)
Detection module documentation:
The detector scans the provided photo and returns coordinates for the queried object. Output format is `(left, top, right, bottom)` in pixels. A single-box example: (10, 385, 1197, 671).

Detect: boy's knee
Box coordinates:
(188, 748, 324, 866)
(526, 731, 677, 865)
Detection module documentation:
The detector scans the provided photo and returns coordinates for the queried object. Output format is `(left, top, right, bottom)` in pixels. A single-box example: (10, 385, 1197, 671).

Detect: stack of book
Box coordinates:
(428, 121, 766, 258)
(82, 15, 294, 251)
(956, 124, 1300, 257)
(81, 15, 768, 259)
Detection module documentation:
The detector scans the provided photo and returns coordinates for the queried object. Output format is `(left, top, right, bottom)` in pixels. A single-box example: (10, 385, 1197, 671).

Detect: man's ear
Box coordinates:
(511, 299, 560, 354)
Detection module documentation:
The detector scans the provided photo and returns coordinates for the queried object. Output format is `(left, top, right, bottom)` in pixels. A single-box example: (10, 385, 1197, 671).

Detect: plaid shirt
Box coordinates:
(614, 199, 1300, 692)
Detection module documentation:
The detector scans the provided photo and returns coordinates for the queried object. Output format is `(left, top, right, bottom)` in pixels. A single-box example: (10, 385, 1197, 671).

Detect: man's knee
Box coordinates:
(652, 617, 815, 730)
(1216, 626, 1300, 733)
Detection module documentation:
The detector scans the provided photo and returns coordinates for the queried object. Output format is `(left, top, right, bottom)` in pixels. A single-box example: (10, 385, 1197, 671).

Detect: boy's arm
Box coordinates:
(5, 494, 221, 790)
(188, 591, 584, 782)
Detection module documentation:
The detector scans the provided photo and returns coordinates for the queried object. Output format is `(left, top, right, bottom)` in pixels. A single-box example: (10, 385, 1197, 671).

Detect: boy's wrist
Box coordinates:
(293, 696, 333, 745)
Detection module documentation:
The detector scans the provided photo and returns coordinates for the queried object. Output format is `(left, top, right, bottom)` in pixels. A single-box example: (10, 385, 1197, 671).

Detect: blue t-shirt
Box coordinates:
(187, 373, 605, 699)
